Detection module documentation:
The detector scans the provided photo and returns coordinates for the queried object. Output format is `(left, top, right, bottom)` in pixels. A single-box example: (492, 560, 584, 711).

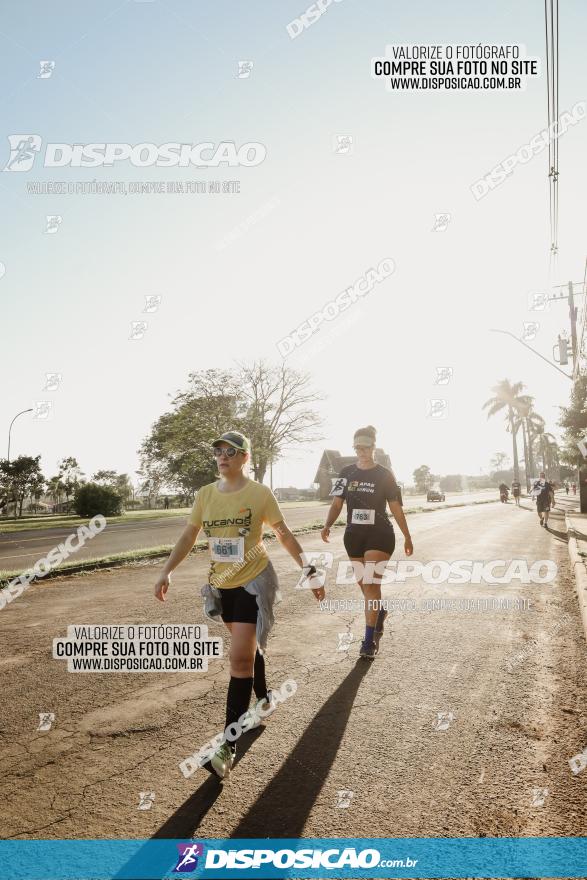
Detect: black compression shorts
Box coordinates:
(343, 525, 395, 558)
(219, 585, 259, 624)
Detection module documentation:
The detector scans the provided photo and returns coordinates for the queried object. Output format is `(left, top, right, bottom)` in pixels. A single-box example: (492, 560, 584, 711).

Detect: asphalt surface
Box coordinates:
(1, 493, 586, 854)
(0, 491, 496, 571)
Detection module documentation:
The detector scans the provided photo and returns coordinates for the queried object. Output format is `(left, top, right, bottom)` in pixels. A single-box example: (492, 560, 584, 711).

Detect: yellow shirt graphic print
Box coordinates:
(189, 479, 284, 588)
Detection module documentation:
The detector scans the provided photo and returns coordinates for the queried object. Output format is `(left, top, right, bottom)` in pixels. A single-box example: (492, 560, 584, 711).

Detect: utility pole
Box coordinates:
(569, 280, 578, 373)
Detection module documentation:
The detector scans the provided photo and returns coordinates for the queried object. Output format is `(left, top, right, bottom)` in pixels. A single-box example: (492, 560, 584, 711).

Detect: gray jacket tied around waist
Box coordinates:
(200, 559, 281, 652)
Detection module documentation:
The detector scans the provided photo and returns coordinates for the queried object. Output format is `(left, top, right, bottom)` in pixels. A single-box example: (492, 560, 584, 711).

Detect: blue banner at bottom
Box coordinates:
(1, 838, 586, 879)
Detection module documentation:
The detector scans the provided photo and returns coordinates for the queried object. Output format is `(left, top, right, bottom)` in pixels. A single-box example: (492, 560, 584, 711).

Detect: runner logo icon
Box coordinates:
(4, 134, 42, 171)
(174, 843, 204, 872)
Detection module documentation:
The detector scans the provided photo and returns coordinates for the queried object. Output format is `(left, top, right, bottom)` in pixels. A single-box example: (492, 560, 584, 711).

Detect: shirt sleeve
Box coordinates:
(330, 471, 348, 499)
(263, 488, 285, 526)
(188, 489, 204, 528)
(385, 471, 403, 505)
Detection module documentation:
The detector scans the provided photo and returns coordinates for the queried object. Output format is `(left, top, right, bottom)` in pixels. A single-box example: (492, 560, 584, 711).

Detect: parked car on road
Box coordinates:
(427, 488, 446, 502)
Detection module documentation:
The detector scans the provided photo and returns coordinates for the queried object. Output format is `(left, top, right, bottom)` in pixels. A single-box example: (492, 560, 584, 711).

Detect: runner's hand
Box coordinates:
(404, 537, 414, 556)
(311, 585, 325, 601)
(154, 572, 171, 602)
(321, 527, 330, 542)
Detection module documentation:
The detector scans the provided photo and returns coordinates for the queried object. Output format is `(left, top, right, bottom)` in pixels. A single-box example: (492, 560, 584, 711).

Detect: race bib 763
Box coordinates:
(351, 508, 375, 525)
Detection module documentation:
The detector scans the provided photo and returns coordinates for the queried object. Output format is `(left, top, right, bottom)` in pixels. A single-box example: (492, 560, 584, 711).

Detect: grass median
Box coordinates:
(0, 507, 191, 534)
(0, 520, 335, 587)
(0, 496, 501, 588)
(0, 500, 324, 535)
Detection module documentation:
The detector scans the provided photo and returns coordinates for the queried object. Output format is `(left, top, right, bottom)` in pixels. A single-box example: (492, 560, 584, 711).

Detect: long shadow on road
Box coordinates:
(113, 662, 372, 879)
(229, 659, 372, 838)
(151, 728, 266, 839)
(155, 659, 371, 839)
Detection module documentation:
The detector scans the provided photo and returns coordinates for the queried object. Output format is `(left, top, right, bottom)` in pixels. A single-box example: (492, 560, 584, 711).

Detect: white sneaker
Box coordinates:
(243, 690, 277, 730)
(210, 742, 235, 780)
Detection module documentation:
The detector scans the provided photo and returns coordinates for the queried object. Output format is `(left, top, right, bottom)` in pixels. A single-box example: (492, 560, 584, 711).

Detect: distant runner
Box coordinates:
(511, 479, 521, 506)
(321, 425, 413, 659)
(531, 472, 555, 528)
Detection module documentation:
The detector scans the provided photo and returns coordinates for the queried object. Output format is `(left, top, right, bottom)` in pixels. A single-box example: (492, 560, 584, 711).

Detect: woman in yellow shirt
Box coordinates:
(153, 430, 323, 779)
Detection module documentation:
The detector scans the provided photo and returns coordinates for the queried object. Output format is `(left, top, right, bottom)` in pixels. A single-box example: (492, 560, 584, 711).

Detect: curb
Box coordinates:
(564, 511, 587, 647)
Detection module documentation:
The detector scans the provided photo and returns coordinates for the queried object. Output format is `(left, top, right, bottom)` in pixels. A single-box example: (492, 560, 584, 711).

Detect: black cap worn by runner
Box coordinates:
(212, 431, 251, 453)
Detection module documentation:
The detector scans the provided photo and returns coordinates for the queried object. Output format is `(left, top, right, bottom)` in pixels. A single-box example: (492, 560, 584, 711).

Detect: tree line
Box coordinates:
(1, 361, 324, 517)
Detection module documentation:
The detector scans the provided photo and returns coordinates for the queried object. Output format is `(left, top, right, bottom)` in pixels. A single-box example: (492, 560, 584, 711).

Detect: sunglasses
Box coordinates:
(213, 446, 242, 458)
(353, 445, 373, 451)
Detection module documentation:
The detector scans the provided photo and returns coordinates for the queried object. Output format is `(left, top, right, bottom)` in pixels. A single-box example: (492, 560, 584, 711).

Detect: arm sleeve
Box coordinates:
(330, 471, 348, 500)
(386, 472, 403, 505)
(263, 488, 285, 526)
(188, 490, 204, 528)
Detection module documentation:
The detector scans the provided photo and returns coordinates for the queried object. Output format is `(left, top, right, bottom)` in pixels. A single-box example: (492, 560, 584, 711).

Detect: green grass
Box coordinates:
(0, 501, 330, 535)
(0, 519, 347, 586)
(278, 500, 328, 508)
(0, 541, 204, 583)
(0, 507, 191, 534)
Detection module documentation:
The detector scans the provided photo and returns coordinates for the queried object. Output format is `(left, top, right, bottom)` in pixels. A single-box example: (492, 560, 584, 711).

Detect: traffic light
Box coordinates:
(554, 335, 571, 365)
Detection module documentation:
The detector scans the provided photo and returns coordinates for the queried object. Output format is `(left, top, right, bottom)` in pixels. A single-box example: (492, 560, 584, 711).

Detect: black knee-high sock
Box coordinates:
(253, 649, 268, 701)
(225, 676, 254, 733)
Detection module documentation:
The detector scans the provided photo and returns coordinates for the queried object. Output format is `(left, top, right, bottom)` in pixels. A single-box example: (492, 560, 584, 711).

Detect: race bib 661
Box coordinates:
(209, 537, 244, 562)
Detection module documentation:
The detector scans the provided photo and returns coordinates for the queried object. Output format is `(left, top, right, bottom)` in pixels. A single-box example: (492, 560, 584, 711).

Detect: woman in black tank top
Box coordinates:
(321, 425, 414, 659)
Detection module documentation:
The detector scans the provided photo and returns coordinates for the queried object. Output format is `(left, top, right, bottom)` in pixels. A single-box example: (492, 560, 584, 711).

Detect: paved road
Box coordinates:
(1, 495, 586, 845)
(0, 490, 497, 571)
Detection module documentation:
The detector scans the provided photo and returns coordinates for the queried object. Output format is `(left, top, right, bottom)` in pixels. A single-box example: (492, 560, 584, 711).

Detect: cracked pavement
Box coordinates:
(1, 498, 586, 844)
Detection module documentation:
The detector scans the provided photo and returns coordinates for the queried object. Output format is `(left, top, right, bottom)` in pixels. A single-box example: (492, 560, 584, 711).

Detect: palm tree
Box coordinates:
(542, 432, 559, 479)
(483, 380, 526, 482)
(47, 475, 65, 507)
(514, 396, 543, 491)
(530, 425, 558, 477)
(526, 410, 544, 482)
(512, 412, 528, 486)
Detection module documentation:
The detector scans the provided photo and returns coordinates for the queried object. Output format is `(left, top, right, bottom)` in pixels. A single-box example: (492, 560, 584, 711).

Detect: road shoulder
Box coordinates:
(564, 503, 587, 647)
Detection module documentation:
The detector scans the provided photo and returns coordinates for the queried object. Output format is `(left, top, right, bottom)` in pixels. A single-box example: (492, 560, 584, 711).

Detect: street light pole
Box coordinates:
(489, 329, 572, 379)
(7, 408, 33, 462)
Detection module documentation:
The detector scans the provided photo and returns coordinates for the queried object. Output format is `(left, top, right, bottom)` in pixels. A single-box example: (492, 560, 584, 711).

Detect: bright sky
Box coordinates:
(1, 0, 586, 489)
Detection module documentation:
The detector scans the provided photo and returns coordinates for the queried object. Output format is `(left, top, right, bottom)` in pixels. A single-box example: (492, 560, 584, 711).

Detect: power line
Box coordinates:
(545, 0, 559, 266)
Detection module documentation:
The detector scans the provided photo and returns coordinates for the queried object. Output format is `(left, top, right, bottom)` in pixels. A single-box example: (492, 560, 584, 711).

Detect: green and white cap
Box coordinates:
(212, 431, 250, 453)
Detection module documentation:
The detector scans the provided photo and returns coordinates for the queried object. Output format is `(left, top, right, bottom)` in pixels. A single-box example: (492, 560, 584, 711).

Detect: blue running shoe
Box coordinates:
(359, 639, 376, 659)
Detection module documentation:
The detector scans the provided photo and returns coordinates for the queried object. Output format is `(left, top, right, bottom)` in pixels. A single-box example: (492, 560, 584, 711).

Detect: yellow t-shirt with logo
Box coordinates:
(189, 479, 284, 589)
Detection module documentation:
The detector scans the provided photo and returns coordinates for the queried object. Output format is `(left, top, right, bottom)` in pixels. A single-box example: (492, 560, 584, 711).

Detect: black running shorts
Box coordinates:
(219, 585, 259, 624)
(343, 525, 395, 558)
